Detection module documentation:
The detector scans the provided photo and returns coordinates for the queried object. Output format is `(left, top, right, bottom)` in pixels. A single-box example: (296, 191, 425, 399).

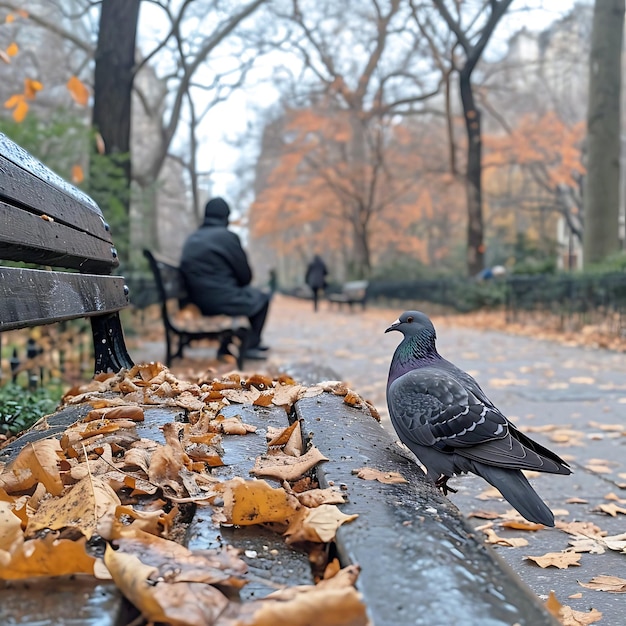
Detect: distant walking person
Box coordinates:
(180, 197, 270, 360)
(305, 254, 328, 312)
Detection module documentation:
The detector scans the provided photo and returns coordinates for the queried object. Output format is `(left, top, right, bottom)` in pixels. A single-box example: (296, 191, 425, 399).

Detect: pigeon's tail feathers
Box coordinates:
(472, 462, 555, 527)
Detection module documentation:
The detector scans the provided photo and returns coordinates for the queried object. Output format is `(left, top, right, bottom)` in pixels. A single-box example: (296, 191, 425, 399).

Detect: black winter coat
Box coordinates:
(180, 216, 267, 317)
(305, 255, 328, 290)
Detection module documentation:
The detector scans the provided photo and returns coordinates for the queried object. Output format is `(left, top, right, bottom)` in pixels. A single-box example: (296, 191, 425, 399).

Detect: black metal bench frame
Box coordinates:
(0, 133, 133, 374)
(143, 249, 250, 369)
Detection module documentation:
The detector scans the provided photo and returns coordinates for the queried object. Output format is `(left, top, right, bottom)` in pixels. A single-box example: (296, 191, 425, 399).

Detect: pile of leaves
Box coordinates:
(0, 362, 371, 626)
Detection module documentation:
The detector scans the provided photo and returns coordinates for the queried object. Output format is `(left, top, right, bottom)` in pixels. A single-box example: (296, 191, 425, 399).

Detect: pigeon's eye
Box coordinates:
(406, 316, 414, 323)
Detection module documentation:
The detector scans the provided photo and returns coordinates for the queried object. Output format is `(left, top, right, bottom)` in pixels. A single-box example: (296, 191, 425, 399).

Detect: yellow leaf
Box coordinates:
(24, 78, 43, 99)
(0, 534, 95, 579)
(66, 75, 89, 106)
(6, 42, 18, 57)
(71, 164, 84, 184)
(13, 99, 28, 122)
(4, 93, 22, 109)
(5, 14, 15, 23)
(222, 478, 299, 526)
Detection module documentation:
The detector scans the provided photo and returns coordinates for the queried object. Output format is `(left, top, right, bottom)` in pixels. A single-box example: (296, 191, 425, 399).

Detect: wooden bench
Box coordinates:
(327, 280, 369, 310)
(0, 133, 133, 375)
(0, 135, 555, 625)
(143, 249, 251, 369)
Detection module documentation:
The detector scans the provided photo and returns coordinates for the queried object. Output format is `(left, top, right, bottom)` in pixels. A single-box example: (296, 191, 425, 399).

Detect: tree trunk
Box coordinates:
(583, 0, 624, 266)
(460, 67, 484, 277)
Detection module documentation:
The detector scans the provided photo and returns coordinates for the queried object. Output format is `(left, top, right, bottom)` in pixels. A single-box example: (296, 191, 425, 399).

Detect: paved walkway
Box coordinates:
(134, 294, 626, 624)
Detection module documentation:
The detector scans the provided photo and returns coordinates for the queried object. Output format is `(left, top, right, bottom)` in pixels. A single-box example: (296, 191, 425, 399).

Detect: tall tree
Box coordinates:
(583, 0, 624, 266)
(428, 0, 514, 276)
(267, 0, 442, 278)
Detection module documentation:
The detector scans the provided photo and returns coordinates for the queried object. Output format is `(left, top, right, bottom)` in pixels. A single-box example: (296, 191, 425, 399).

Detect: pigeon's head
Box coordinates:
(385, 310, 436, 340)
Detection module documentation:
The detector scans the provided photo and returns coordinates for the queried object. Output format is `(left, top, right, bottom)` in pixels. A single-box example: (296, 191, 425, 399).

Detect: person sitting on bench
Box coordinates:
(180, 197, 271, 360)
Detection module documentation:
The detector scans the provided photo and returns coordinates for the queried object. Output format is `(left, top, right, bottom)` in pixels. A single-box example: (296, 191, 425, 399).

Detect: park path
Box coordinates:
(135, 294, 626, 623)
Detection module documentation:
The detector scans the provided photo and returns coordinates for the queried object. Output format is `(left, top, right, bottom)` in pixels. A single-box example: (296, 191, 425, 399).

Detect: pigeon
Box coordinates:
(385, 310, 571, 526)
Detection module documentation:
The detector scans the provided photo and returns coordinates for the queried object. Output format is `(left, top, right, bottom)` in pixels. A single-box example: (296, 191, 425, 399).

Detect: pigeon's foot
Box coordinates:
(435, 474, 457, 496)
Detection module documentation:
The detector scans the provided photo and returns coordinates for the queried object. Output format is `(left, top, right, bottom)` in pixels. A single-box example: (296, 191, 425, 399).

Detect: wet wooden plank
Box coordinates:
(0, 269, 129, 331)
(0, 203, 118, 272)
(295, 394, 558, 626)
(0, 139, 110, 240)
(185, 404, 315, 600)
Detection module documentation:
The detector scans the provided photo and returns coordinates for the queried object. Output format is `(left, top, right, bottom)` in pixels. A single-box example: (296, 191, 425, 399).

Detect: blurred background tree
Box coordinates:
(0, 0, 621, 285)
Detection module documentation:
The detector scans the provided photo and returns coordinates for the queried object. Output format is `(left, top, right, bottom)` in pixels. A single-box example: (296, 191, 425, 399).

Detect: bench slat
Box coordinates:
(0, 202, 119, 272)
(0, 138, 110, 241)
(0, 268, 129, 331)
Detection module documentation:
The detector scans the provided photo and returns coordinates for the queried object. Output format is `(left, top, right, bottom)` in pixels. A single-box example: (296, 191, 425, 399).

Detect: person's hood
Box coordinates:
(202, 197, 230, 227)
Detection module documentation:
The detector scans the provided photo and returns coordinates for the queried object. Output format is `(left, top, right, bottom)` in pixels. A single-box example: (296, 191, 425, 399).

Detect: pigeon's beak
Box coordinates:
(385, 319, 401, 333)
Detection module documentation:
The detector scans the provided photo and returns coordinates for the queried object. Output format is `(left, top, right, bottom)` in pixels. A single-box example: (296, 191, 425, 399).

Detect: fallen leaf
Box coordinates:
(222, 478, 299, 526)
(352, 467, 408, 484)
(501, 520, 545, 531)
(482, 528, 529, 547)
(546, 590, 603, 625)
(285, 504, 358, 543)
(26, 475, 121, 540)
(525, 552, 581, 569)
(595, 503, 626, 517)
(250, 446, 328, 482)
(0, 439, 64, 496)
(579, 575, 626, 593)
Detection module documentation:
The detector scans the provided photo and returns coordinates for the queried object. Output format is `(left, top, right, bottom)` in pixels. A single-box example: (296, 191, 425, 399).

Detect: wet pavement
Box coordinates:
(134, 294, 626, 624)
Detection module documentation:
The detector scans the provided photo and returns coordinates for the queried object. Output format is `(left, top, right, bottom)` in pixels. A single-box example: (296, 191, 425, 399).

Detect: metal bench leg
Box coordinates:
(91, 313, 134, 374)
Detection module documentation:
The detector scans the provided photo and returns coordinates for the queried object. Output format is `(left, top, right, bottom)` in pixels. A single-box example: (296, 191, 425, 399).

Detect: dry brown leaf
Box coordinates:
(221, 478, 299, 526)
(250, 446, 328, 482)
(545, 591, 603, 626)
(500, 520, 545, 531)
(84, 406, 145, 422)
(26, 475, 121, 540)
(525, 552, 581, 569)
(558, 606, 603, 625)
(595, 503, 626, 517)
(579, 575, 626, 593)
(296, 488, 345, 508)
(231, 564, 367, 626)
(482, 528, 529, 547)
(267, 420, 300, 447)
(285, 504, 358, 543)
(0, 439, 64, 496)
(476, 486, 502, 500)
(104, 544, 229, 626)
(566, 497, 589, 504)
(352, 467, 408, 484)
(0, 534, 96, 579)
(0, 500, 24, 557)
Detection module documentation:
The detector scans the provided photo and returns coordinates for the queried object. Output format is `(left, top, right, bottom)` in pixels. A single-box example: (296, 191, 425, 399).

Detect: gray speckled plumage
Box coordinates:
(386, 310, 571, 526)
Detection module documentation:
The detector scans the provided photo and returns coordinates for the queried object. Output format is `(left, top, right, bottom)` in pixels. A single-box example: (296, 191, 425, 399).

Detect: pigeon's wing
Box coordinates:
(387, 367, 509, 450)
(388, 367, 562, 473)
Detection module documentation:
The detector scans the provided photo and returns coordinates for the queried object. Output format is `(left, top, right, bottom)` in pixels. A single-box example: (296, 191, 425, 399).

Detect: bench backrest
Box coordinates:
(0, 133, 132, 373)
(143, 249, 188, 325)
(343, 280, 369, 299)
